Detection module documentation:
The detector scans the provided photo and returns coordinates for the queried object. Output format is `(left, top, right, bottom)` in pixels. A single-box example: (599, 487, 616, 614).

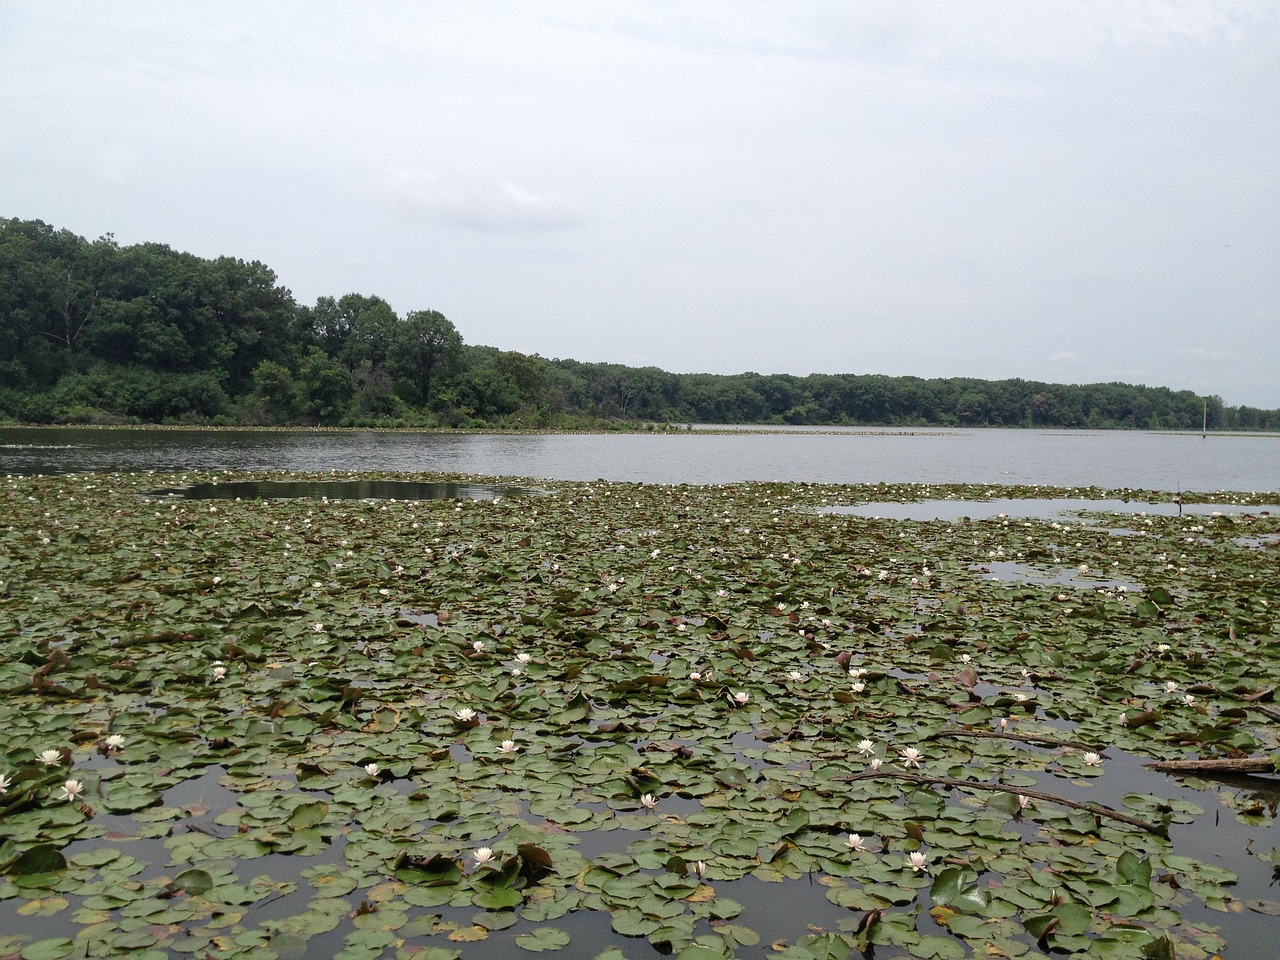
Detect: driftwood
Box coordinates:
(930, 728, 1103, 752)
(839, 770, 1166, 836)
(1250, 705, 1280, 724)
(1145, 757, 1276, 774)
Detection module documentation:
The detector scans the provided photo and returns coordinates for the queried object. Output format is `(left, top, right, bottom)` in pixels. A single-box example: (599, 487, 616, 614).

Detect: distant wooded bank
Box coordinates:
(3, 217, 1277, 431)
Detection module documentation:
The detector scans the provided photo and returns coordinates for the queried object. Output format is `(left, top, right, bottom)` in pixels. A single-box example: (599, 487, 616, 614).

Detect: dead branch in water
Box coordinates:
(838, 770, 1166, 836)
(930, 728, 1104, 752)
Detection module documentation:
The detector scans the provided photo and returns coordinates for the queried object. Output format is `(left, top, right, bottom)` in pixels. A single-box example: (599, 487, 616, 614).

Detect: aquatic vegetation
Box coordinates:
(0, 472, 1278, 957)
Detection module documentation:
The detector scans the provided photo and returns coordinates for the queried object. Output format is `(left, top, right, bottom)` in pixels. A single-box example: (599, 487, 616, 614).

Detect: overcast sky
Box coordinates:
(3, 2, 1277, 407)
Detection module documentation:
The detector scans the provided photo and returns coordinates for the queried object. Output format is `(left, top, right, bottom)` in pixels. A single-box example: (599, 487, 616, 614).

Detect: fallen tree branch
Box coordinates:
(838, 770, 1166, 836)
(1249, 705, 1280, 724)
(1144, 757, 1276, 774)
(930, 728, 1103, 752)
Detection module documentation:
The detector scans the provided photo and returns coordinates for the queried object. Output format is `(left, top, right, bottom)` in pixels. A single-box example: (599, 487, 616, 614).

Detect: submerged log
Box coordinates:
(1145, 757, 1276, 774)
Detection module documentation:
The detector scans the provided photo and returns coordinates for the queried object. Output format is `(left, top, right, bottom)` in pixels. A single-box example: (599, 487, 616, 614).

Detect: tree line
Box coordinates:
(2, 217, 1277, 431)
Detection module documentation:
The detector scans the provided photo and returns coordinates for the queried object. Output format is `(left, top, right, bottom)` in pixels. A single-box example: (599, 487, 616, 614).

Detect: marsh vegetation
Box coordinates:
(1, 473, 1278, 958)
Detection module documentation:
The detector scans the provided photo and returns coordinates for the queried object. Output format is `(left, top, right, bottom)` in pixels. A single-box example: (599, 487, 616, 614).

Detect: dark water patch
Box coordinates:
(146, 479, 540, 501)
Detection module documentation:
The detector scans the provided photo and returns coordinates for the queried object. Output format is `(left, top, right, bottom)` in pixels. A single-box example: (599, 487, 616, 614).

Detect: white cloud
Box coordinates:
(382, 168, 582, 233)
(1177, 348, 1240, 362)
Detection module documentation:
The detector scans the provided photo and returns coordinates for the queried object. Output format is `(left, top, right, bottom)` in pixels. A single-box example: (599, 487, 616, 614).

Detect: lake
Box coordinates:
(3, 430, 1280, 958)
(2, 426, 1277, 491)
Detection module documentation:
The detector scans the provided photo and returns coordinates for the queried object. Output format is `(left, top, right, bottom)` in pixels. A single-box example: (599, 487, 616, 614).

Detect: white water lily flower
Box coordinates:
(1183, 694, 1197, 706)
(688, 671, 702, 682)
(1017, 795, 1032, 811)
(364, 763, 380, 778)
(906, 851, 929, 872)
(899, 747, 923, 768)
(691, 860, 707, 879)
(37, 749, 62, 767)
(472, 640, 485, 653)
(312, 622, 325, 632)
(787, 671, 805, 681)
(454, 707, 477, 722)
(104, 734, 125, 751)
(0, 773, 10, 794)
(850, 682, 866, 694)
(640, 793, 657, 811)
(516, 653, 532, 664)
(1082, 751, 1104, 767)
(473, 847, 496, 868)
(868, 757, 884, 771)
(1156, 643, 1172, 654)
(846, 833, 868, 852)
(729, 691, 750, 706)
(499, 740, 518, 754)
(211, 666, 227, 681)
(959, 654, 972, 664)
(856, 739, 876, 755)
(59, 779, 84, 801)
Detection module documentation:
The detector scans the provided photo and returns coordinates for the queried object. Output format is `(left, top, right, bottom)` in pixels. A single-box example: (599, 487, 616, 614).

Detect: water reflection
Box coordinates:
(2, 426, 1277, 490)
(970, 560, 1144, 591)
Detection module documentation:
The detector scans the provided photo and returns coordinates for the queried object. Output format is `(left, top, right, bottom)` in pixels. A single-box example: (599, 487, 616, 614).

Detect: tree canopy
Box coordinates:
(2, 217, 1276, 431)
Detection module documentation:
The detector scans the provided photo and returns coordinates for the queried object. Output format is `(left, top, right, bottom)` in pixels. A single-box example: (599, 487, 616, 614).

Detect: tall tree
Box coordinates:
(391, 310, 463, 406)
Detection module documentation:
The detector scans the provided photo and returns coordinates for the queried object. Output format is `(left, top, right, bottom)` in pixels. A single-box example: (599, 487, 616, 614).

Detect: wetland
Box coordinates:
(1, 466, 1279, 958)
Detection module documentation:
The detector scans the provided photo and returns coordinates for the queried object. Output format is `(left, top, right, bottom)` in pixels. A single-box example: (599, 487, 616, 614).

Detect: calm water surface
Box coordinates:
(2, 426, 1277, 491)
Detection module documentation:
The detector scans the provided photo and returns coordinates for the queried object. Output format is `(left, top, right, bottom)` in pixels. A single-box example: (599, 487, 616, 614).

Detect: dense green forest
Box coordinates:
(2, 217, 1277, 430)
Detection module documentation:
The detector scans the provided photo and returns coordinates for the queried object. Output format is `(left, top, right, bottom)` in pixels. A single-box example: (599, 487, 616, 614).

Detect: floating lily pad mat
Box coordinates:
(146, 479, 540, 500)
(822, 497, 1278, 521)
(2, 472, 1279, 959)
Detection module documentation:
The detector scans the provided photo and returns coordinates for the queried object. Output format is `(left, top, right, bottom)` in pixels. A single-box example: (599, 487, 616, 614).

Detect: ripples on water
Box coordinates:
(1, 426, 1277, 491)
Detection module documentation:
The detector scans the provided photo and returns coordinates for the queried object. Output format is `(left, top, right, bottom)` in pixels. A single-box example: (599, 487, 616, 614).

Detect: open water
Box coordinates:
(2, 426, 1277, 491)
